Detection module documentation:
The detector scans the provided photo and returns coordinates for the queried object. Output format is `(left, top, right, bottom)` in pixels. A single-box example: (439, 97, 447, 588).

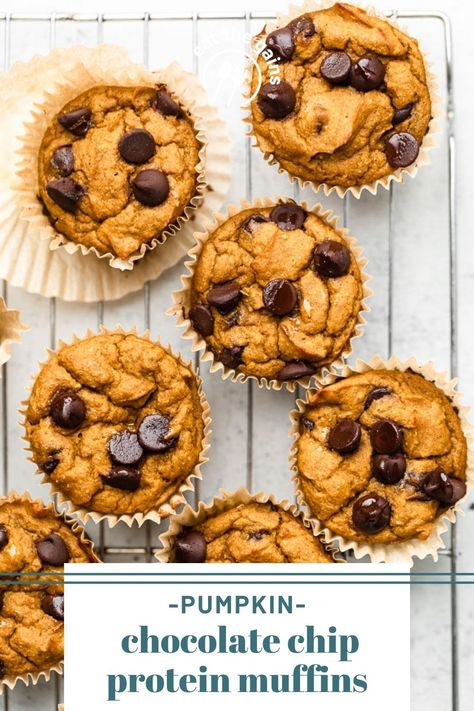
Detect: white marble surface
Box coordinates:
(0, 1, 472, 709)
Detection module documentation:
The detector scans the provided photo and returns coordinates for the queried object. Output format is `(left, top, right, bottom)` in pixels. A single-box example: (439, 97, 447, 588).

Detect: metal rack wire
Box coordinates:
(0, 8, 457, 710)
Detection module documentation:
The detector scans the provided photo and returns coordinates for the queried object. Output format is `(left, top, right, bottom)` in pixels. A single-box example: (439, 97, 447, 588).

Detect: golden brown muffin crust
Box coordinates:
(0, 497, 96, 680)
(25, 334, 204, 516)
(296, 370, 467, 544)
(180, 502, 334, 562)
(250, 3, 431, 188)
(0, 498, 93, 591)
(190, 204, 363, 380)
(0, 591, 63, 679)
(38, 84, 200, 260)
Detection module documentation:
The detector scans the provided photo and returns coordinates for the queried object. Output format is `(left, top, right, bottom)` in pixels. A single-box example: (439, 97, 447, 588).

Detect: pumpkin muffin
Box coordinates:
(38, 84, 200, 260)
(188, 201, 364, 382)
(250, 3, 432, 189)
(0, 494, 97, 683)
(24, 333, 205, 519)
(295, 369, 468, 545)
(169, 502, 334, 563)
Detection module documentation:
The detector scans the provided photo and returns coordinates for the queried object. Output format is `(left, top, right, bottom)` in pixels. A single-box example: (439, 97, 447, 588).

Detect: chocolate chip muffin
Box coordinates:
(250, 3, 432, 189)
(0, 495, 96, 682)
(24, 333, 206, 519)
(295, 369, 468, 545)
(170, 502, 334, 563)
(187, 201, 364, 382)
(38, 84, 200, 261)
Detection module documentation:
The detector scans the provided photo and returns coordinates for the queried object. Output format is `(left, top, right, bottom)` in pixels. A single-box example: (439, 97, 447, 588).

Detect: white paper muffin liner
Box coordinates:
(244, 0, 441, 199)
(170, 196, 372, 391)
(20, 326, 212, 529)
(0, 44, 230, 300)
(290, 355, 474, 565)
(156, 486, 343, 563)
(0, 297, 27, 367)
(0, 489, 99, 692)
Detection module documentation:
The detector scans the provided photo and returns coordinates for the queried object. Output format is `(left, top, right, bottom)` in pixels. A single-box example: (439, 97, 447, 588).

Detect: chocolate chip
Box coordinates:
(101, 466, 141, 492)
(364, 387, 391, 410)
(314, 240, 350, 277)
(0, 660, 5, 678)
(138, 414, 178, 453)
(422, 469, 466, 506)
(266, 27, 295, 62)
(370, 419, 403, 454)
(46, 177, 85, 213)
(288, 14, 316, 38)
(58, 107, 91, 136)
(41, 458, 60, 474)
(270, 202, 306, 230)
(108, 431, 143, 466)
(320, 51, 352, 84)
(153, 87, 183, 117)
(301, 416, 314, 431)
(393, 103, 414, 126)
(189, 304, 214, 337)
(448, 478, 467, 504)
(422, 468, 453, 503)
(42, 594, 64, 622)
(225, 310, 240, 328)
(241, 213, 268, 233)
(220, 346, 244, 369)
(35, 533, 69, 566)
(118, 129, 156, 164)
(132, 169, 169, 206)
(263, 279, 298, 316)
(373, 453, 406, 485)
(257, 81, 296, 119)
(0, 525, 8, 551)
(50, 390, 86, 429)
(350, 56, 385, 92)
(51, 145, 74, 176)
(352, 493, 391, 533)
(249, 530, 268, 540)
(385, 132, 419, 168)
(207, 281, 241, 314)
(175, 530, 207, 563)
(278, 361, 316, 381)
(327, 418, 361, 454)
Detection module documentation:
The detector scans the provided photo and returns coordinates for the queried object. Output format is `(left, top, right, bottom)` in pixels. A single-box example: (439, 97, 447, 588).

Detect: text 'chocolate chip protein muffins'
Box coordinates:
(248, 2, 437, 196)
(23, 330, 210, 527)
(0, 492, 98, 689)
(292, 359, 472, 563)
(156, 489, 339, 563)
(174, 198, 370, 390)
(37, 84, 201, 264)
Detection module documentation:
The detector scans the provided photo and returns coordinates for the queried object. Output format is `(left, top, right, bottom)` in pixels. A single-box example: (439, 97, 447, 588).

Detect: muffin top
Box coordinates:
(25, 333, 204, 517)
(189, 202, 363, 382)
(296, 370, 467, 544)
(0, 591, 64, 680)
(250, 3, 431, 188)
(38, 84, 200, 260)
(0, 496, 96, 681)
(172, 502, 334, 563)
(0, 497, 95, 591)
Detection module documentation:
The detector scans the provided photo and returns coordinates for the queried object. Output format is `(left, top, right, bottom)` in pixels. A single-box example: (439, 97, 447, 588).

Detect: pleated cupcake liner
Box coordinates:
(243, 0, 441, 198)
(156, 486, 343, 563)
(0, 297, 27, 367)
(170, 195, 373, 392)
(19, 326, 212, 529)
(0, 44, 230, 301)
(290, 355, 474, 565)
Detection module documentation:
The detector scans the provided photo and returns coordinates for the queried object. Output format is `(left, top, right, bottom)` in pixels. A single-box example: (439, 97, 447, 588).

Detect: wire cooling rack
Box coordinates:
(0, 8, 458, 711)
